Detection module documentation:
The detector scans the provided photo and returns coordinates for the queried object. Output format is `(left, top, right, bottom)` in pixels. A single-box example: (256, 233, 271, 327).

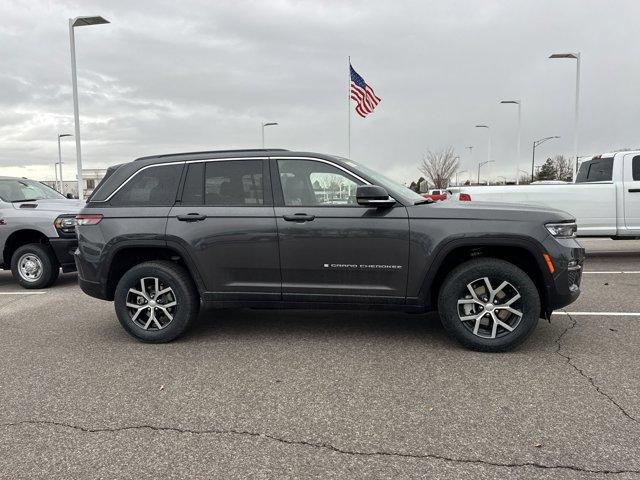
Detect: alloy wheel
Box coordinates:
(126, 277, 177, 330)
(457, 277, 523, 339)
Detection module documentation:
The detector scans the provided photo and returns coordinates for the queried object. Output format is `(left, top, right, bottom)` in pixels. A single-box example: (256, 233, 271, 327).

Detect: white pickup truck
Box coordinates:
(453, 150, 640, 238)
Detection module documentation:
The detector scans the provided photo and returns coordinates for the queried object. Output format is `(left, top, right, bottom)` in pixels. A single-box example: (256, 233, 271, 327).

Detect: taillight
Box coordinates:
(76, 214, 103, 225)
(459, 193, 471, 201)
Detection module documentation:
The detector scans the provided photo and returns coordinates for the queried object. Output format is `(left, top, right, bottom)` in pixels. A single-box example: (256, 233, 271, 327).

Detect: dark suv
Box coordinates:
(74, 149, 584, 351)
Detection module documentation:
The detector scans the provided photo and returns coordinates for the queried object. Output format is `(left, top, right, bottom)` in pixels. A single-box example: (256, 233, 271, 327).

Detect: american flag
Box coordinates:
(350, 64, 381, 118)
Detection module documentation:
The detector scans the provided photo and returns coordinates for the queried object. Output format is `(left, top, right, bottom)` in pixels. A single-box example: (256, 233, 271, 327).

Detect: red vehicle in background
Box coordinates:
(422, 189, 449, 202)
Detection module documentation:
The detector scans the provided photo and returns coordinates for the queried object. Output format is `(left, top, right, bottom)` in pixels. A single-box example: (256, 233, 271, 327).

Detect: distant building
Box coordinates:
(41, 168, 108, 199)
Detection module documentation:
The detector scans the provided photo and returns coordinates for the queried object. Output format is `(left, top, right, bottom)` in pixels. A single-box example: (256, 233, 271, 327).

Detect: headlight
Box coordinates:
(545, 222, 577, 238)
(54, 215, 77, 235)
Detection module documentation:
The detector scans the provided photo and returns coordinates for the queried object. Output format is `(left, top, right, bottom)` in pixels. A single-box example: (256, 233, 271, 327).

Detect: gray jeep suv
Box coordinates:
(74, 149, 584, 351)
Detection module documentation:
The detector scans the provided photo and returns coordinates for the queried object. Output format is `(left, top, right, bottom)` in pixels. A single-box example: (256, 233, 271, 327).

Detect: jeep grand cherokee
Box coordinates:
(74, 149, 584, 351)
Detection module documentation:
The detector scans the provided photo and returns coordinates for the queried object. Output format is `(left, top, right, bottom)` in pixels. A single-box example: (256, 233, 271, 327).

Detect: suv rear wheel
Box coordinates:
(11, 243, 60, 289)
(438, 258, 540, 352)
(114, 261, 199, 343)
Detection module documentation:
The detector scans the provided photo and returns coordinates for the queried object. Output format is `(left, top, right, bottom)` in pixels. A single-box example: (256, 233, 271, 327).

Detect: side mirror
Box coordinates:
(356, 185, 395, 208)
(66, 193, 75, 199)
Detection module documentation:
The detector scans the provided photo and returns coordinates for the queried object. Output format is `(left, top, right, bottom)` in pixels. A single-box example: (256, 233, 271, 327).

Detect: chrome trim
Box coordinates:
(98, 155, 390, 204)
(99, 157, 268, 202)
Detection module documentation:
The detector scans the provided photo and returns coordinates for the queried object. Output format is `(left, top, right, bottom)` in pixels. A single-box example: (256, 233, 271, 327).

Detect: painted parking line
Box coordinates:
(0, 291, 48, 295)
(553, 311, 640, 317)
(583, 271, 640, 274)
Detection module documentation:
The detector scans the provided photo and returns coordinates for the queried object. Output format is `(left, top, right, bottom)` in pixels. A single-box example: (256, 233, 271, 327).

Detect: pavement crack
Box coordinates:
(555, 311, 639, 425)
(3, 419, 639, 475)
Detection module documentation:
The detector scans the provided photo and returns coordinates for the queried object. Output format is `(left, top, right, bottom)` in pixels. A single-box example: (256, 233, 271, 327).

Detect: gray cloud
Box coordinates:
(1, 0, 640, 184)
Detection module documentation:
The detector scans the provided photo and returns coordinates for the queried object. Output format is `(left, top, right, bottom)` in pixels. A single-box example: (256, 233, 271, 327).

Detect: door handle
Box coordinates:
(629, 189, 640, 193)
(177, 213, 207, 222)
(283, 213, 315, 223)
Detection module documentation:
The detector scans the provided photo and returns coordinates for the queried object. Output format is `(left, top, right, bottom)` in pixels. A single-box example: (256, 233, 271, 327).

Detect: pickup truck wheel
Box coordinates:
(438, 258, 540, 352)
(114, 261, 199, 343)
(11, 244, 59, 289)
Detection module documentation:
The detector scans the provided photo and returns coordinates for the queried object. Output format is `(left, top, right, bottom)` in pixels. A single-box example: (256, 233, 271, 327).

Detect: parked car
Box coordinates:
(452, 151, 640, 238)
(422, 189, 448, 201)
(0, 177, 81, 288)
(74, 149, 584, 351)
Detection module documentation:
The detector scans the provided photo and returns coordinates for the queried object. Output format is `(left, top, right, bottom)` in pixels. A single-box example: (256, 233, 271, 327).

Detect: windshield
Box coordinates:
(341, 158, 426, 204)
(0, 179, 65, 202)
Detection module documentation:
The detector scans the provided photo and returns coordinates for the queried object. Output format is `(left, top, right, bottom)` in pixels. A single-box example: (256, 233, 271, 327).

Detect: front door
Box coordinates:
(166, 158, 281, 301)
(623, 154, 640, 230)
(272, 158, 410, 304)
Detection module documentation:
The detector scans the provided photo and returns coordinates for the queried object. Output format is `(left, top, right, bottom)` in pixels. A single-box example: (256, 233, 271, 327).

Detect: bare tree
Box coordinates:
(552, 155, 574, 181)
(419, 147, 459, 189)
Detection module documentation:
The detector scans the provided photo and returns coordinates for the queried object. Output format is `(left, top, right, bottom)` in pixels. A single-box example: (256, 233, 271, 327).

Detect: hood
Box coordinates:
(410, 199, 574, 223)
(11, 198, 85, 214)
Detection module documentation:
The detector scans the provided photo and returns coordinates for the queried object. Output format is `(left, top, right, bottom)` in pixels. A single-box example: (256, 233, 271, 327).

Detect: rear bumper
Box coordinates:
(74, 249, 110, 300)
(49, 238, 78, 273)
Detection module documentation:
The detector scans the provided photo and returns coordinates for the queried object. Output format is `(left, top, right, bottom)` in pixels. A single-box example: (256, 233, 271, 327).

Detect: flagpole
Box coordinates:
(347, 55, 351, 158)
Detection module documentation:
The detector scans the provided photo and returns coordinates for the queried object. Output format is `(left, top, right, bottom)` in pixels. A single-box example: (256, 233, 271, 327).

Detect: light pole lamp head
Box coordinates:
(262, 122, 278, 127)
(58, 133, 73, 139)
(549, 53, 579, 60)
(475, 124, 490, 129)
(500, 100, 520, 105)
(71, 16, 110, 27)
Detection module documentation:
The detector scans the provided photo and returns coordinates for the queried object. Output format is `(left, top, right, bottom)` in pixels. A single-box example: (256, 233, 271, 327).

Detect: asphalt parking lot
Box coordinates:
(0, 239, 639, 479)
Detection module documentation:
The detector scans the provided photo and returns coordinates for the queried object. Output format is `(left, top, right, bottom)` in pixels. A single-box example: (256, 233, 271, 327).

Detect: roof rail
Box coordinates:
(134, 148, 289, 161)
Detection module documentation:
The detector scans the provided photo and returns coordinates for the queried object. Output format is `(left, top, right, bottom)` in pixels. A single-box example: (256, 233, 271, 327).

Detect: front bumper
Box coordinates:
(50, 238, 78, 273)
(542, 236, 585, 312)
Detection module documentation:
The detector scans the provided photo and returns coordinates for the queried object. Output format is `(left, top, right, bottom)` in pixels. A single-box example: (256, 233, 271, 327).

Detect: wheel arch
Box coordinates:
(2, 229, 51, 268)
(419, 236, 554, 315)
(104, 241, 205, 301)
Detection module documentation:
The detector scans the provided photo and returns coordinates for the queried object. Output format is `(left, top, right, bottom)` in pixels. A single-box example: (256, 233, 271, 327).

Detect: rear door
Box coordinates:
(166, 158, 281, 301)
(272, 157, 410, 304)
(623, 154, 640, 230)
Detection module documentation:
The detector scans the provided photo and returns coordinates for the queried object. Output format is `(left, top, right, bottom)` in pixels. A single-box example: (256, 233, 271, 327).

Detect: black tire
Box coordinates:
(11, 243, 60, 289)
(114, 261, 199, 343)
(437, 258, 540, 352)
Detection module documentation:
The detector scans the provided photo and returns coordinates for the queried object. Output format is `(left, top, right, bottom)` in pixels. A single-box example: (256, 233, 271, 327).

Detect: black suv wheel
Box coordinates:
(438, 258, 540, 352)
(11, 243, 60, 289)
(114, 261, 199, 343)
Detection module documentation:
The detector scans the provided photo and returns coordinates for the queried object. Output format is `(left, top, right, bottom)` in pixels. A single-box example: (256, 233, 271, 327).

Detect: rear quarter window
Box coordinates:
(575, 158, 614, 183)
(633, 156, 640, 181)
(110, 164, 183, 206)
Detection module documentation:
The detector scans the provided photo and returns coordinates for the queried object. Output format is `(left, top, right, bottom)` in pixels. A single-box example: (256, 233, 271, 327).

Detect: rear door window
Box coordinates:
(110, 164, 183, 206)
(180, 160, 265, 206)
(575, 158, 614, 183)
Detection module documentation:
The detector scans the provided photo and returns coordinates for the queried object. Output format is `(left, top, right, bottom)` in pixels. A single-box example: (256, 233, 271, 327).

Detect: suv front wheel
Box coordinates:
(438, 258, 540, 352)
(114, 261, 199, 342)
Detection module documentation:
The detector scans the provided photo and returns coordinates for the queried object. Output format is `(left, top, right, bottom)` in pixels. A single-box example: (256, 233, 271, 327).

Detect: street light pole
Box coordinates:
(518, 169, 530, 184)
(477, 160, 494, 184)
(475, 124, 490, 163)
(56, 134, 72, 193)
(500, 100, 522, 184)
(455, 170, 467, 186)
(550, 52, 581, 177)
(531, 136, 560, 180)
(261, 122, 278, 148)
(69, 16, 109, 200)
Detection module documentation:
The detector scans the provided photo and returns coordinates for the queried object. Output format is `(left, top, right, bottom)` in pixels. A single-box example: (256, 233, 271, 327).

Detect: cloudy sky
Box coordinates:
(1, 0, 639, 185)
